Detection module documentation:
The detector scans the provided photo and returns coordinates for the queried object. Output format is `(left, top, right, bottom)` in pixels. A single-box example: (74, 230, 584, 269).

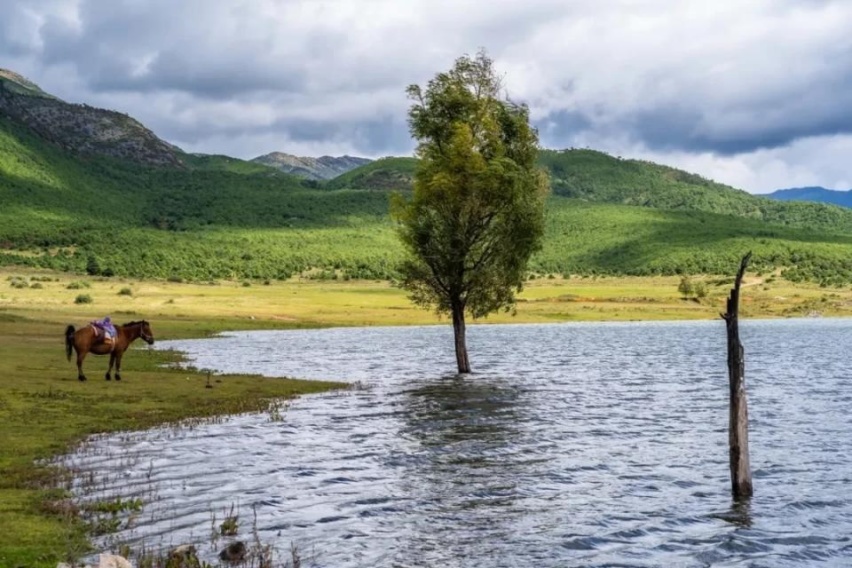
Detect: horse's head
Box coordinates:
(139, 320, 155, 345)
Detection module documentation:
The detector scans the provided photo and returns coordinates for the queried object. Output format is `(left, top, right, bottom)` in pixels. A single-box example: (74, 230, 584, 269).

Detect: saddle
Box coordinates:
(90, 322, 116, 351)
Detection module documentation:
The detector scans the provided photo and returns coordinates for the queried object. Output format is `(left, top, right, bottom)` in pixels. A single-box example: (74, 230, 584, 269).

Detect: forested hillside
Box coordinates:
(3, 107, 852, 285)
(324, 157, 418, 191)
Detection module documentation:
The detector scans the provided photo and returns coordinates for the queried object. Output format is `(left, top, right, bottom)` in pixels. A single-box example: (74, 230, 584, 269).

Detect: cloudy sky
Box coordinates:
(3, 0, 851, 193)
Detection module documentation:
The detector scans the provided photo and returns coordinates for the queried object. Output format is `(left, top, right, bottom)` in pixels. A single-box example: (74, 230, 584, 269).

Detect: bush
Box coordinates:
(118, 287, 133, 296)
(694, 281, 708, 299)
(67, 281, 91, 290)
(677, 276, 694, 298)
(75, 294, 93, 304)
(30, 282, 43, 289)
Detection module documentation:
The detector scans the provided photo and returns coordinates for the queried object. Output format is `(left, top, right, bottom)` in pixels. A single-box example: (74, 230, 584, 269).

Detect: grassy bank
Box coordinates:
(2, 268, 852, 566)
(0, 305, 344, 567)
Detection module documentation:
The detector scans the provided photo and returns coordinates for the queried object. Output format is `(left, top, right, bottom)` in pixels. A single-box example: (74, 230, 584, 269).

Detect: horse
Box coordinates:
(65, 320, 155, 382)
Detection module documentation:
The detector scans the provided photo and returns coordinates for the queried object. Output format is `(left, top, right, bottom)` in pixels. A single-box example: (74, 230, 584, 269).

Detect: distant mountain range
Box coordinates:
(765, 187, 852, 208)
(251, 152, 371, 180)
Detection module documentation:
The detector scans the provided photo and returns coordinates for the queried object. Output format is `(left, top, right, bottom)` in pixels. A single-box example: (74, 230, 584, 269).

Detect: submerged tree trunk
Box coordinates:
(451, 302, 471, 374)
(722, 252, 754, 500)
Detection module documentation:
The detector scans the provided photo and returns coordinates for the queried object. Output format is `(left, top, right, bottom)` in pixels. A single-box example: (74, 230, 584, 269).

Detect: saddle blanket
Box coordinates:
(90, 321, 117, 343)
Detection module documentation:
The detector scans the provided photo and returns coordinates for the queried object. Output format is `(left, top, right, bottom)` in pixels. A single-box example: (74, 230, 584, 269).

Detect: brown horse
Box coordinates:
(65, 320, 155, 382)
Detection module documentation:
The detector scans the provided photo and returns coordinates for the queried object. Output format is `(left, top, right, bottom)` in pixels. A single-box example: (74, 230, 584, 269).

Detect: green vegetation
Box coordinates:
(539, 148, 852, 231)
(324, 156, 417, 191)
(4, 108, 852, 286)
(395, 51, 548, 372)
(181, 153, 286, 176)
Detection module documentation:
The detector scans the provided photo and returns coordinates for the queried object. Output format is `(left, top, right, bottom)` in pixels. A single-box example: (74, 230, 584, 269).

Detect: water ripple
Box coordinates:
(63, 319, 852, 567)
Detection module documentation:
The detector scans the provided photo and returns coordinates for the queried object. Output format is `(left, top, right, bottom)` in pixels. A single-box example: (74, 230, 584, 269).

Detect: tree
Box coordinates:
(678, 275, 694, 298)
(392, 51, 549, 374)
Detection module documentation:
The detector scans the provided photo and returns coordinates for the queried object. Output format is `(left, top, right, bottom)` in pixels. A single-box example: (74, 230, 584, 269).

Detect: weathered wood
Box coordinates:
(721, 252, 754, 499)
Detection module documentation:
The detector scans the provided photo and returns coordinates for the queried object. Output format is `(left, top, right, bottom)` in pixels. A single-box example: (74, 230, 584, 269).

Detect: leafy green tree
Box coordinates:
(392, 51, 549, 373)
(694, 280, 708, 299)
(85, 254, 101, 276)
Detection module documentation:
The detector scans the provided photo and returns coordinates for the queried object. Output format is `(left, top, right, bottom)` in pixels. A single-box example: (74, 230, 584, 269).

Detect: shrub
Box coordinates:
(75, 294, 93, 304)
(118, 287, 133, 296)
(678, 276, 694, 298)
(30, 282, 43, 289)
(67, 281, 91, 290)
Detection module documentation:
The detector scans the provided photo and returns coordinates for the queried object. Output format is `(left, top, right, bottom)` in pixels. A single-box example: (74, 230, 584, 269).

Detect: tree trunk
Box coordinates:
(722, 252, 753, 500)
(451, 302, 471, 374)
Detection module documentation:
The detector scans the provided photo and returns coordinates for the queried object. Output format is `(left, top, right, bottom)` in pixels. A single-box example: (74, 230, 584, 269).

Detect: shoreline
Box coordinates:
(2, 269, 852, 566)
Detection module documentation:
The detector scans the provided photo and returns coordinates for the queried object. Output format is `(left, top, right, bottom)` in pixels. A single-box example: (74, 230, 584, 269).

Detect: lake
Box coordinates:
(64, 319, 852, 567)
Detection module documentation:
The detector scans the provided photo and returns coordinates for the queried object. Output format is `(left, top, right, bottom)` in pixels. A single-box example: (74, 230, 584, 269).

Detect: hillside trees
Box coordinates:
(392, 51, 549, 373)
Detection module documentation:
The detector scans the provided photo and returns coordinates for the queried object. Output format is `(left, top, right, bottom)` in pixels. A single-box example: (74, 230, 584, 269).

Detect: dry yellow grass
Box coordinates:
(2, 269, 850, 328)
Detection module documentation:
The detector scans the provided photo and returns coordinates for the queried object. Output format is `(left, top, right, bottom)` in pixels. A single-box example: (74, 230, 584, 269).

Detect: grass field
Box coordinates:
(2, 268, 852, 567)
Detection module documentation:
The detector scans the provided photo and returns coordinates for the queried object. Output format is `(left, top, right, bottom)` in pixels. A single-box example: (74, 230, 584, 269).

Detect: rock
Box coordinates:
(168, 544, 199, 567)
(219, 541, 247, 563)
(98, 554, 132, 568)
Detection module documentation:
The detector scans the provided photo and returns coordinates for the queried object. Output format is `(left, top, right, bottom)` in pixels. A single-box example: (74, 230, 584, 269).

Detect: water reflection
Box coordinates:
(711, 498, 753, 528)
(394, 376, 531, 567)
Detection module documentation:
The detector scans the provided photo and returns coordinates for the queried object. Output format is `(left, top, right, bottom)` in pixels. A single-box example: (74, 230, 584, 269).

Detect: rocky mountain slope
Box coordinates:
(251, 151, 371, 180)
(0, 68, 183, 167)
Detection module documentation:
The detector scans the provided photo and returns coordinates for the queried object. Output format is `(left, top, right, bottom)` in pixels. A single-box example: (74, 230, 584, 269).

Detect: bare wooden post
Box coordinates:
(721, 252, 754, 499)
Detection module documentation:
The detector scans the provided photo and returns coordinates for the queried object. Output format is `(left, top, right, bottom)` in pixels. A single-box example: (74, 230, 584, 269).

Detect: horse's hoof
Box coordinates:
(78, 376, 87, 382)
(115, 375, 122, 382)
(105, 374, 111, 381)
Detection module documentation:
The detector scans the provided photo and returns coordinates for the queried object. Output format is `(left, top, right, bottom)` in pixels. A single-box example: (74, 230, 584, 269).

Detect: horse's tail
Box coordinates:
(65, 325, 75, 361)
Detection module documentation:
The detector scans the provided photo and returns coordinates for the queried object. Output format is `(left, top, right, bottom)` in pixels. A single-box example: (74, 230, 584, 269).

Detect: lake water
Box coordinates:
(64, 319, 852, 567)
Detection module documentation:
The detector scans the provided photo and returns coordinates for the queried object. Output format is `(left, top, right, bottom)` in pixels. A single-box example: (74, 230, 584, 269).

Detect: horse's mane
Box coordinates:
(122, 320, 148, 327)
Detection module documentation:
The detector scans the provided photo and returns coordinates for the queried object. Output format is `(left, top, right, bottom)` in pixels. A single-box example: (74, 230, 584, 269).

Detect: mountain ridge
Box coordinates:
(0, 67, 184, 167)
(252, 151, 371, 180)
(765, 186, 852, 208)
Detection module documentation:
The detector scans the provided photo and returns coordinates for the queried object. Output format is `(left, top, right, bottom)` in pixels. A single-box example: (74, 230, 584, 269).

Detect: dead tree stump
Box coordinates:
(721, 252, 754, 499)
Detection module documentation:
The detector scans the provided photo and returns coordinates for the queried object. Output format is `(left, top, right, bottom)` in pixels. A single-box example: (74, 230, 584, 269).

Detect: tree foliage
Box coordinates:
(392, 51, 548, 372)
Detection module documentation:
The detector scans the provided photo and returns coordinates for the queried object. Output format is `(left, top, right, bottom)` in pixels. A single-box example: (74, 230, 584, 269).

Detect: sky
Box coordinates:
(2, 0, 852, 193)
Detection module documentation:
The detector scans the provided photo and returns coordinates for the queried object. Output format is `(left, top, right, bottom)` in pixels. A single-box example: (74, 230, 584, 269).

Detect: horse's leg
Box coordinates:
(115, 351, 124, 381)
(77, 350, 87, 382)
(106, 352, 115, 381)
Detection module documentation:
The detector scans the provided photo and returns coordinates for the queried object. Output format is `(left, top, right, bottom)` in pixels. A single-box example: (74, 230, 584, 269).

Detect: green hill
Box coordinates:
(325, 157, 417, 191)
(330, 149, 852, 233)
(3, 94, 852, 285)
